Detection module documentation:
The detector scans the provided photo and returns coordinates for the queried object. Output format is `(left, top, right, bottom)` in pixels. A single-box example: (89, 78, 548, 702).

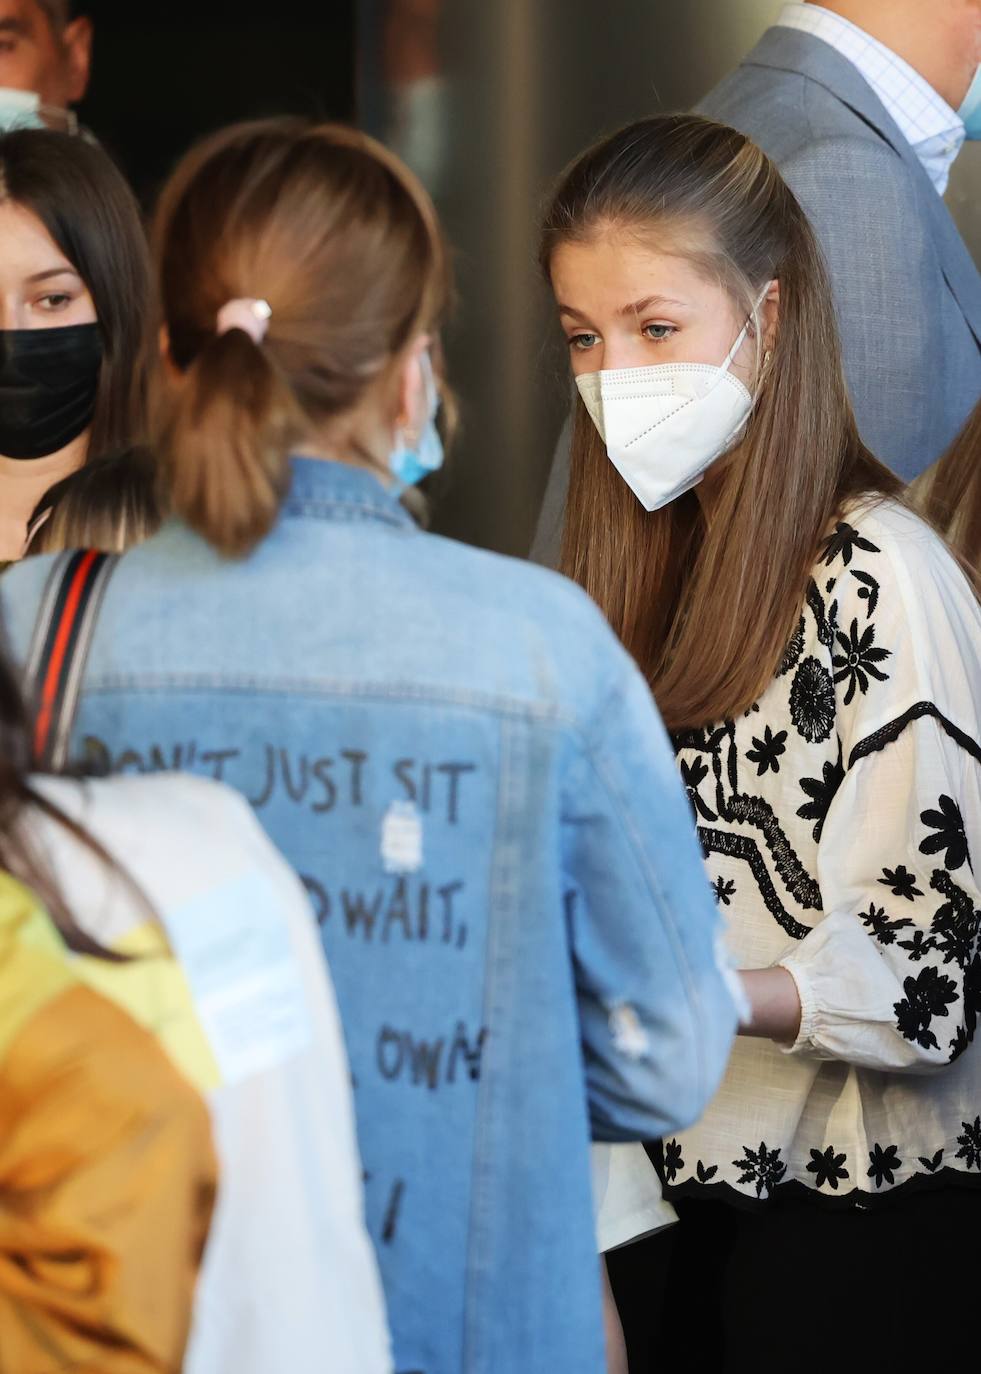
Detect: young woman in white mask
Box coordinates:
(542, 113, 981, 1368)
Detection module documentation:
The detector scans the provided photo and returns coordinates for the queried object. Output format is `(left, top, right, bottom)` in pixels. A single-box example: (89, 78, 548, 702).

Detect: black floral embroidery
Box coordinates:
(695, 1160, 718, 1183)
(712, 877, 736, 906)
(955, 1117, 981, 1171)
(805, 1146, 849, 1190)
(789, 657, 836, 744)
(850, 568, 880, 619)
(680, 757, 717, 823)
(832, 619, 892, 706)
(745, 725, 788, 776)
(777, 616, 806, 677)
(663, 1139, 684, 1183)
(918, 1149, 944, 1173)
(806, 578, 840, 649)
(929, 871, 980, 969)
(796, 747, 844, 842)
(821, 521, 880, 567)
(879, 865, 923, 901)
(860, 902, 913, 946)
(732, 1142, 787, 1198)
(867, 1143, 902, 1188)
(898, 929, 936, 963)
(894, 965, 959, 1050)
(920, 795, 971, 873)
(949, 951, 981, 1062)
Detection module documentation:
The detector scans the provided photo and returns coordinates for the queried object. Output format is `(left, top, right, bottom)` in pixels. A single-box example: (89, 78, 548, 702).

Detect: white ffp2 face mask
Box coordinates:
(575, 288, 769, 512)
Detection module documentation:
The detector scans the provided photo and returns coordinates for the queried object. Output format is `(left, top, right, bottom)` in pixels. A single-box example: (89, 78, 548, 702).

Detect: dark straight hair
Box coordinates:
(0, 128, 150, 462)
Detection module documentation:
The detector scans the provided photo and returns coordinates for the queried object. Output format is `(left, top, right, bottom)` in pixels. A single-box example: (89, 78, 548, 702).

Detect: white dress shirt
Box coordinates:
(777, 2, 965, 194)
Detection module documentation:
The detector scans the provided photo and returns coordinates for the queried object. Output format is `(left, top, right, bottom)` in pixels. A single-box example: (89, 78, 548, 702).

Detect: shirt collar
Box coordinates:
(283, 455, 416, 529)
(776, 3, 965, 194)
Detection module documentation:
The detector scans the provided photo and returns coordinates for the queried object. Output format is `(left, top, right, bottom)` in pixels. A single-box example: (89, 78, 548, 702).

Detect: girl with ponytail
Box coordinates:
(1, 117, 738, 1374)
(543, 113, 981, 1366)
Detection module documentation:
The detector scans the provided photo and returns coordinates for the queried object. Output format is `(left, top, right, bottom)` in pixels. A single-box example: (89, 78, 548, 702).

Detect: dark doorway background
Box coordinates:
(76, 1, 357, 207)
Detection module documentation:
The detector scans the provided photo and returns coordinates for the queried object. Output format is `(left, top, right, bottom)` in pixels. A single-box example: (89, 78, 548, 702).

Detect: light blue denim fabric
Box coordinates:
(2, 458, 736, 1374)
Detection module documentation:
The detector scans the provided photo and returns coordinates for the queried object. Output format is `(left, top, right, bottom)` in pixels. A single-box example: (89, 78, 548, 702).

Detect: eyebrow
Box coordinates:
(0, 17, 31, 36)
(557, 295, 689, 323)
(25, 267, 81, 284)
(618, 295, 689, 317)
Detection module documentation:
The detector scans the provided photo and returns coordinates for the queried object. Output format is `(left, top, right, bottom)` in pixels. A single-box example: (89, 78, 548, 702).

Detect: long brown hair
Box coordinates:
(152, 118, 451, 558)
(912, 399, 981, 578)
(541, 114, 902, 732)
(0, 129, 150, 461)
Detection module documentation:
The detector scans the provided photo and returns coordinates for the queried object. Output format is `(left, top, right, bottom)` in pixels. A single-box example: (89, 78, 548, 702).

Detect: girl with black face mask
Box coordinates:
(0, 129, 152, 561)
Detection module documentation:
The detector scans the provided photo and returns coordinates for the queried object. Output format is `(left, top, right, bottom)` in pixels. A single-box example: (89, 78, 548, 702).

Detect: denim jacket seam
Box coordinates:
(81, 673, 588, 730)
(279, 496, 415, 530)
(574, 685, 708, 1102)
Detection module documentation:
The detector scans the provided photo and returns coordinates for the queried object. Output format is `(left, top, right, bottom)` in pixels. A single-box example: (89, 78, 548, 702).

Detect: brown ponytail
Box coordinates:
(152, 118, 450, 558)
(157, 329, 303, 557)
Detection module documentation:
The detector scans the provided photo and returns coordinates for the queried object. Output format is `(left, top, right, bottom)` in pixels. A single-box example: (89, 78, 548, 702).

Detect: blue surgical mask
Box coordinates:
(959, 64, 981, 141)
(0, 88, 45, 132)
(390, 350, 444, 487)
(0, 87, 78, 134)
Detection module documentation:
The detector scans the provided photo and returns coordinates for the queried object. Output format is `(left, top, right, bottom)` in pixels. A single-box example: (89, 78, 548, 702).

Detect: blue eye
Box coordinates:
(643, 323, 676, 342)
(570, 333, 598, 351)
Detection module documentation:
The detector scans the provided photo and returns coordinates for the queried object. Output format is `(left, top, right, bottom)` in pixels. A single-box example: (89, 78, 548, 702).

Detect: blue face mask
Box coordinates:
(959, 64, 981, 140)
(0, 88, 46, 132)
(0, 87, 79, 134)
(390, 349, 444, 488)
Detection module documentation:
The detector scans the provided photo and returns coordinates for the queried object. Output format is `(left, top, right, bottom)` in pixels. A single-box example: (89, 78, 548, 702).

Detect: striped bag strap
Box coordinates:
(26, 549, 118, 772)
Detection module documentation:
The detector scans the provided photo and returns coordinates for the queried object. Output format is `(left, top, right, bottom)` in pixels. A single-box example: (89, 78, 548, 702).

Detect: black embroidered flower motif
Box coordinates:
(821, 521, 881, 567)
(746, 725, 788, 777)
(860, 902, 913, 946)
(663, 1139, 684, 1183)
(927, 871, 980, 973)
(796, 748, 845, 842)
(850, 568, 880, 619)
(777, 616, 806, 677)
(832, 619, 892, 706)
(867, 1142, 902, 1189)
(920, 795, 971, 873)
(789, 656, 836, 744)
(680, 756, 717, 823)
(955, 1117, 981, 1171)
(696, 1160, 718, 1183)
(893, 965, 959, 1050)
(918, 1149, 944, 1173)
(898, 929, 936, 963)
(732, 1141, 787, 1198)
(712, 877, 737, 907)
(806, 1145, 849, 1190)
(879, 865, 924, 901)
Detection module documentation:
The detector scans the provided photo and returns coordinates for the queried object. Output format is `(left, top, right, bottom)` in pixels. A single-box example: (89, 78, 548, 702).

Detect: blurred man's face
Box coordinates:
(0, 0, 91, 108)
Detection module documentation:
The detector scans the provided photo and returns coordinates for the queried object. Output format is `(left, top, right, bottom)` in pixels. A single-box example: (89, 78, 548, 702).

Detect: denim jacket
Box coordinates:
(3, 459, 736, 1374)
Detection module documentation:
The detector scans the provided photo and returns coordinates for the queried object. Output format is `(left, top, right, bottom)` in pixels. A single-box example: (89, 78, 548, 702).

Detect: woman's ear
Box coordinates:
(394, 333, 432, 438)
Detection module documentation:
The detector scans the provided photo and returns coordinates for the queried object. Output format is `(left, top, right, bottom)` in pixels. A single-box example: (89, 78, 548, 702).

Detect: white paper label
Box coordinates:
(381, 800, 424, 874)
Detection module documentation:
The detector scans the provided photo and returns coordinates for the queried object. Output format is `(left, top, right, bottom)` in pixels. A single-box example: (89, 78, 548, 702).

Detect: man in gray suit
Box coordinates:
(531, 0, 981, 563)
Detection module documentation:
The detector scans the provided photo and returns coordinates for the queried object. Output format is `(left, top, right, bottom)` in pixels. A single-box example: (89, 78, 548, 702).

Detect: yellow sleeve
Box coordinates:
(0, 964, 217, 1373)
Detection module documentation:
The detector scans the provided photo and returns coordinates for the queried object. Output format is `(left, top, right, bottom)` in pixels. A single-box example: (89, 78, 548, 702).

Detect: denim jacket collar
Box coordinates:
(283, 455, 415, 530)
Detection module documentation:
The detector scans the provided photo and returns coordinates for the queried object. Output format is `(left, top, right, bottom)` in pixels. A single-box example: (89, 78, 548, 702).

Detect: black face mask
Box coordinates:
(0, 323, 103, 460)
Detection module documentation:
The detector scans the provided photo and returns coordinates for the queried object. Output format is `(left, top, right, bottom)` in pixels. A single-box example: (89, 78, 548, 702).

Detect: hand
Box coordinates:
(738, 967, 802, 1044)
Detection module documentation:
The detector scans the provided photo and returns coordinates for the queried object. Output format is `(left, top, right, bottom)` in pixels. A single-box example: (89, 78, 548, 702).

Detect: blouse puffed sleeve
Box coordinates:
(778, 506, 981, 1072)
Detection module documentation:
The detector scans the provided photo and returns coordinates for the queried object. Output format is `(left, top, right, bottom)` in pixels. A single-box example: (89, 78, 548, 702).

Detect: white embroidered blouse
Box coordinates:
(662, 498, 981, 1205)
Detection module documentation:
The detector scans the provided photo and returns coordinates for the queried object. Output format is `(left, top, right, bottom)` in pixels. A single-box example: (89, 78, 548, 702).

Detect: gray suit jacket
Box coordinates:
(531, 25, 981, 564)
